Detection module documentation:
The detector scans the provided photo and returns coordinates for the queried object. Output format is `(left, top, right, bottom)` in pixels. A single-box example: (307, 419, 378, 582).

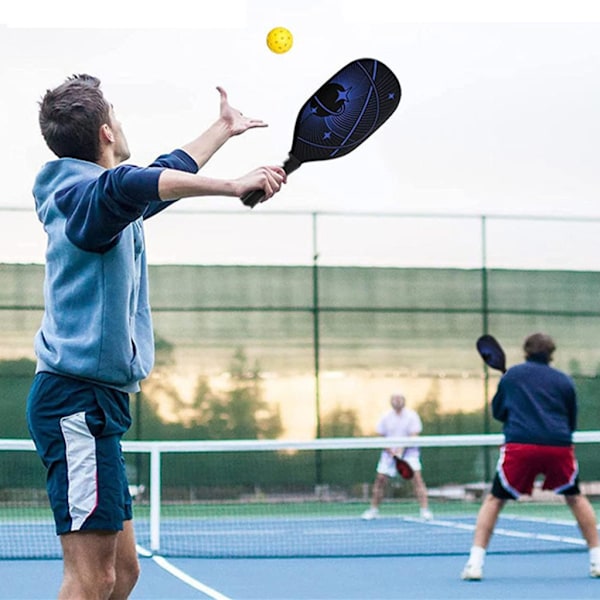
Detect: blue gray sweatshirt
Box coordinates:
(492, 358, 577, 446)
(32, 149, 198, 392)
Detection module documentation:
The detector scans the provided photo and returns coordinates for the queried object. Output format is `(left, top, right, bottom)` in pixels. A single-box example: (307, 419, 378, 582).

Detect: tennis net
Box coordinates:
(1, 433, 599, 559)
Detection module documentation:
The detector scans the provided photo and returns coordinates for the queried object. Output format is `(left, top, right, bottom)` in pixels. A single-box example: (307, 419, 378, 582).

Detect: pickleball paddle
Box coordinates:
(241, 58, 401, 207)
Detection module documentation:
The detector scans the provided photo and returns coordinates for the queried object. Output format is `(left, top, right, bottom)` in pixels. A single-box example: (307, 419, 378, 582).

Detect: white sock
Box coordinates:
(590, 546, 600, 564)
(468, 545, 486, 567)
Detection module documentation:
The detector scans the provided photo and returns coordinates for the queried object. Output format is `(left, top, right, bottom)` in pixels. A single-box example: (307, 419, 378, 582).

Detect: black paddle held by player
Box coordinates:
(241, 58, 401, 207)
(393, 451, 414, 480)
(476, 334, 507, 373)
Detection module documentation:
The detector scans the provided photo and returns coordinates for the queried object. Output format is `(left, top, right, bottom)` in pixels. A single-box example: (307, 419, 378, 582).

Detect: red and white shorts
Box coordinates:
(494, 442, 579, 499)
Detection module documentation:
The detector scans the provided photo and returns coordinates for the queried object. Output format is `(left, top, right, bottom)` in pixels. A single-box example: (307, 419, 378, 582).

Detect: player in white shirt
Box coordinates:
(361, 392, 433, 520)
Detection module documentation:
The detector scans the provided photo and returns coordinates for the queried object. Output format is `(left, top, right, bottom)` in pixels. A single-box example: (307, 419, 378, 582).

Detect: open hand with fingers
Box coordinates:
(217, 86, 268, 136)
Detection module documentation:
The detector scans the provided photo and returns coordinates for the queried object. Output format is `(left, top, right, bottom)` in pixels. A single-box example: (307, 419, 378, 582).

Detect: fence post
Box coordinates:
(481, 215, 492, 481)
(312, 212, 322, 486)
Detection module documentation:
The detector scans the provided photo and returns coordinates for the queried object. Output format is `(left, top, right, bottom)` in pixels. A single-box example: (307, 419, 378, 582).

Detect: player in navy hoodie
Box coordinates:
(461, 333, 600, 581)
(26, 74, 286, 599)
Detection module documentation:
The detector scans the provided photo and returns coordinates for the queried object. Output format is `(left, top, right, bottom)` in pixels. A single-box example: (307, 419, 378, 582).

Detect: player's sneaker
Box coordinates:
(420, 508, 433, 521)
(461, 563, 483, 581)
(590, 561, 600, 578)
(361, 507, 379, 520)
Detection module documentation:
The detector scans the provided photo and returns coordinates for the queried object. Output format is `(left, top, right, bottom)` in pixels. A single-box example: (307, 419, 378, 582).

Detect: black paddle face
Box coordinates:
(476, 334, 507, 373)
(290, 58, 401, 164)
(241, 58, 401, 207)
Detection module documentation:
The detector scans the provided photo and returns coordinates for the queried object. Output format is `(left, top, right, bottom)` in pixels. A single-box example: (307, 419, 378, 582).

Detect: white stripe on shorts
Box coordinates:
(60, 411, 98, 531)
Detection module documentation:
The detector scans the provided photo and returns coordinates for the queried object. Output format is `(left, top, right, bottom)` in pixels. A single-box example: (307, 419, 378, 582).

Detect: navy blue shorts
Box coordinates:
(26, 372, 133, 535)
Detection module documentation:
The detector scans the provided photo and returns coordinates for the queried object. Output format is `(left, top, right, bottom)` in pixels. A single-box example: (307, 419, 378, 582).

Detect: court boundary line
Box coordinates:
(136, 545, 233, 600)
(403, 516, 587, 547)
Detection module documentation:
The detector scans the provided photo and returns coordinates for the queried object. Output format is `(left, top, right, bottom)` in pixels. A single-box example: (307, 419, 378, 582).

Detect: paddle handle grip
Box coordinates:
(240, 154, 302, 208)
(240, 189, 265, 209)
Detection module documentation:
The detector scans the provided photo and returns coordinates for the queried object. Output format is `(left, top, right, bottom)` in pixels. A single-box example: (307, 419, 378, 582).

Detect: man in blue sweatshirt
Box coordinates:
(461, 332, 600, 581)
(26, 74, 286, 600)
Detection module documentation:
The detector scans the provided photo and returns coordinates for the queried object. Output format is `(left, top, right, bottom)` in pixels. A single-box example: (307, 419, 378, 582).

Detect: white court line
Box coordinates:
(136, 544, 153, 557)
(502, 514, 579, 527)
(403, 517, 586, 546)
(136, 545, 233, 600)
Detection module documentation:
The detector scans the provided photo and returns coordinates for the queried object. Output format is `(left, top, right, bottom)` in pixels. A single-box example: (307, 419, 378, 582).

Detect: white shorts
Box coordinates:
(376, 451, 422, 478)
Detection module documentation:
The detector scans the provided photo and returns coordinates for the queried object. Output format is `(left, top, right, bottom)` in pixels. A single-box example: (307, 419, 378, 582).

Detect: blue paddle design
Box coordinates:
(241, 58, 401, 207)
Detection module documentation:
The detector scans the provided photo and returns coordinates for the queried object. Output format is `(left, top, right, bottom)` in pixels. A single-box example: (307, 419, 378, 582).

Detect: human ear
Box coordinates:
(100, 123, 115, 143)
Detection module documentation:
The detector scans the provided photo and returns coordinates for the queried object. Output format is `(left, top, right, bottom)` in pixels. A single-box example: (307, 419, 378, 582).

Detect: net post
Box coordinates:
(149, 445, 161, 554)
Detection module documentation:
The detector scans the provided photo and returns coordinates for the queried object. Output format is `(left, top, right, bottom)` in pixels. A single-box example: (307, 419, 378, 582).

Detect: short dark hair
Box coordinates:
(524, 332, 556, 363)
(38, 74, 111, 161)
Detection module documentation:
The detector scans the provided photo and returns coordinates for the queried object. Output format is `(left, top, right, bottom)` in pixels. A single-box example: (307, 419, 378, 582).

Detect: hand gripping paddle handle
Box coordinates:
(240, 154, 302, 208)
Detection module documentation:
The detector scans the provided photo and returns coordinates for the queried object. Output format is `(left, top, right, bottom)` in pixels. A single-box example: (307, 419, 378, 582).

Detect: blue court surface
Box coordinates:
(2, 513, 599, 599)
(1, 552, 599, 600)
